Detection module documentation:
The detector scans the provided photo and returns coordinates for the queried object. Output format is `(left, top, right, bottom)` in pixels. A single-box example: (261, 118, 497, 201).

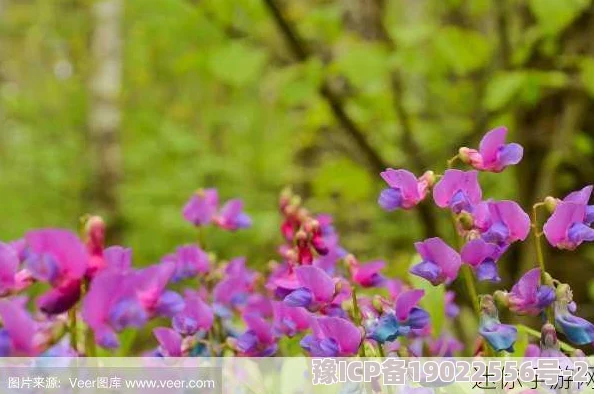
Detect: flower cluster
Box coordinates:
(0, 127, 593, 360)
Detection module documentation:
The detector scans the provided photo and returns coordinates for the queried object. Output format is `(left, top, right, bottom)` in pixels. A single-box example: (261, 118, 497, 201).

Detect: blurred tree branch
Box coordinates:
(262, 0, 439, 237)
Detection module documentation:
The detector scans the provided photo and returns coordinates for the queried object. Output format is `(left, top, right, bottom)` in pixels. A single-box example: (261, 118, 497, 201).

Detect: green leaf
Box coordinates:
(528, 0, 591, 35)
(580, 57, 594, 97)
(434, 26, 493, 75)
(330, 41, 390, 89)
(409, 254, 446, 337)
(483, 71, 527, 111)
(209, 41, 267, 87)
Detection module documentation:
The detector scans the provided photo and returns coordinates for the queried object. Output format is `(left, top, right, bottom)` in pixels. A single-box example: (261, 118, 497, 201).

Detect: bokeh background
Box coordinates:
(2, 0, 594, 317)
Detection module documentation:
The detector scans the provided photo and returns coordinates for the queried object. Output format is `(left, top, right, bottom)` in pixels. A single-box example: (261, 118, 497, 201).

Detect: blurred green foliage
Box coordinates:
(2, 0, 594, 308)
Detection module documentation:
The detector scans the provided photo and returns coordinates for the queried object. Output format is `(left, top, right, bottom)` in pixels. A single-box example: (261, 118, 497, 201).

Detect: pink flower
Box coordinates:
(433, 170, 482, 214)
(459, 127, 523, 172)
(410, 238, 462, 286)
(378, 169, 433, 211)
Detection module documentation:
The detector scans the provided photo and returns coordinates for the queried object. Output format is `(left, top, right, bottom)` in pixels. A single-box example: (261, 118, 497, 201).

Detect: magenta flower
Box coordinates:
(234, 314, 278, 356)
(182, 188, 219, 226)
(272, 301, 310, 337)
(213, 257, 256, 317)
(153, 327, 183, 357)
(282, 266, 337, 312)
(84, 216, 106, 277)
(0, 297, 38, 356)
(135, 261, 184, 318)
(554, 285, 594, 346)
(346, 256, 385, 287)
(378, 169, 433, 211)
(25, 229, 88, 314)
(507, 268, 555, 316)
(433, 170, 482, 213)
(473, 200, 531, 245)
(162, 245, 210, 282)
(82, 271, 143, 349)
(300, 316, 362, 357)
(461, 239, 501, 282)
(214, 199, 252, 231)
(172, 290, 213, 336)
(544, 198, 594, 250)
(103, 246, 132, 272)
(410, 237, 462, 286)
(459, 127, 523, 172)
(0, 242, 18, 296)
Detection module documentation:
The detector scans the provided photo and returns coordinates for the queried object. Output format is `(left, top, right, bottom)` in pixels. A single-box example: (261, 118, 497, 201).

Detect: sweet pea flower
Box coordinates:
(428, 334, 464, 357)
(153, 327, 183, 357)
(378, 169, 434, 211)
(473, 200, 531, 245)
(478, 295, 517, 352)
(300, 316, 362, 357)
(367, 290, 429, 344)
(0, 242, 18, 296)
(554, 284, 594, 346)
(507, 268, 555, 316)
(538, 324, 566, 358)
(162, 245, 210, 282)
(103, 246, 132, 272)
(410, 238, 462, 286)
(234, 314, 278, 356)
(135, 261, 184, 318)
(543, 201, 594, 250)
(433, 170, 482, 214)
(213, 258, 256, 317)
(172, 290, 213, 336)
(182, 188, 218, 226)
(283, 266, 337, 312)
(458, 127, 523, 173)
(0, 297, 38, 356)
(461, 239, 501, 282)
(346, 255, 385, 288)
(272, 301, 310, 337)
(25, 229, 88, 315)
(82, 271, 144, 349)
(214, 199, 252, 231)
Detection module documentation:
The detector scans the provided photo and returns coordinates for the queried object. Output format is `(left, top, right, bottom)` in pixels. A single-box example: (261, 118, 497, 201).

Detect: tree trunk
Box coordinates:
(88, 0, 124, 242)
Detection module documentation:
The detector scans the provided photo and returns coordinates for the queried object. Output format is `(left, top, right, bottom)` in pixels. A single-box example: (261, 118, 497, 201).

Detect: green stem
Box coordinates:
(69, 308, 77, 352)
(447, 154, 460, 169)
(518, 324, 577, 353)
(531, 202, 554, 322)
(82, 280, 96, 357)
(462, 265, 480, 316)
(351, 288, 367, 357)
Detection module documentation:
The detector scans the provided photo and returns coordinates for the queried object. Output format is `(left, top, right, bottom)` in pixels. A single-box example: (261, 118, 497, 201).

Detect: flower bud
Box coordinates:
(458, 148, 471, 164)
(421, 170, 436, 187)
(542, 272, 554, 287)
(544, 196, 558, 213)
(458, 211, 474, 230)
(556, 283, 572, 303)
(493, 290, 509, 308)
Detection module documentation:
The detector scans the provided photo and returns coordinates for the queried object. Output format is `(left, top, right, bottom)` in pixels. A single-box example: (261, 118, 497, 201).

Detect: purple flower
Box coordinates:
(234, 314, 277, 356)
(135, 262, 184, 318)
(378, 169, 433, 211)
(428, 334, 464, 357)
(162, 245, 210, 282)
(461, 239, 501, 282)
(82, 271, 142, 349)
(445, 291, 460, 319)
(103, 246, 132, 272)
(410, 237, 462, 286)
(478, 295, 517, 352)
(300, 316, 362, 357)
(182, 188, 219, 226)
(283, 266, 336, 311)
(346, 256, 385, 288)
(0, 242, 18, 296)
(459, 127, 523, 173)
(272, 301, 310, 337)
(473, 200, 531, 245)
(554, 284, 594, 346)
(507, 268, 555, 316)
(153, 327, 183, 357)
(544, 201, 594, 250)
(0, 297, 38, 356)
(25, 229, 88, 314)
(433, 170, 482, 214)
(214, 199, 252, 231)
(172, 290, 213, 336)
(538, 323, 566, 358)
(367, 290, 429, 344)
(213, 258, 256, 316)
